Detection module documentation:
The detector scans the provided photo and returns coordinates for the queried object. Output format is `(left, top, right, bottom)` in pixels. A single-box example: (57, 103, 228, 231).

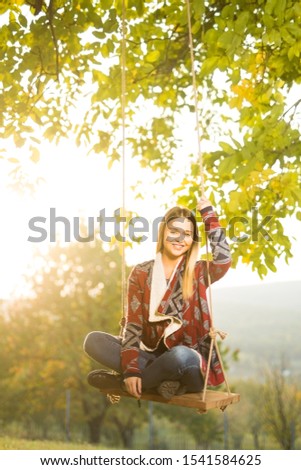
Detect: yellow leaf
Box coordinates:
(30, 146, 40, 163)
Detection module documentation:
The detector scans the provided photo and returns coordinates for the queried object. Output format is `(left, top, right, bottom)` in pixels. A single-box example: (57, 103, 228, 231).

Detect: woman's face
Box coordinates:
(163, 217, 194, 259)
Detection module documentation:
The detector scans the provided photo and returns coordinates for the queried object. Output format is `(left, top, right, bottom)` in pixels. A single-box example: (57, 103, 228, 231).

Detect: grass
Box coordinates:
(0, 436, 109, 450)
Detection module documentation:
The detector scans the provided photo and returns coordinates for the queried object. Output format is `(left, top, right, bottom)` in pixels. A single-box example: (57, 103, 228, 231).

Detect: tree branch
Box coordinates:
(282, 98, 301, 120)
(25, 0, 44, 16)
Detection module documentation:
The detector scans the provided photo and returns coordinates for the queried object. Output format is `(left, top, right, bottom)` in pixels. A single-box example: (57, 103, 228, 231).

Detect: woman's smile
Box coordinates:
(163, 217, 194, 259)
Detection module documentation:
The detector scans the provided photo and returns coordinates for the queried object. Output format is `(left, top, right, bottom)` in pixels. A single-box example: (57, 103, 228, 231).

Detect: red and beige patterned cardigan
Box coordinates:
(121, 206, 231, 386)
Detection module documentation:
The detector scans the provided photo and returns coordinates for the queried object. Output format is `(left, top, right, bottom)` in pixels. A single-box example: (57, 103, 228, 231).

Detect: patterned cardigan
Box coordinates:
(121, 206, 231, 386)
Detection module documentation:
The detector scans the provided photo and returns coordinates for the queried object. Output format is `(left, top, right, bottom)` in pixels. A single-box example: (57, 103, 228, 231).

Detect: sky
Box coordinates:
(0, 134, 300, 300)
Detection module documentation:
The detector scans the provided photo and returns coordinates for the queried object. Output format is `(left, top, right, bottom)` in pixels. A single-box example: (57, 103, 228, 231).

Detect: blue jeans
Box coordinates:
(83, 331, 203, 392)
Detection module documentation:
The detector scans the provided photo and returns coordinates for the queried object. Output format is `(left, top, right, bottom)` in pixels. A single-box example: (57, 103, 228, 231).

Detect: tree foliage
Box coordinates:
(221, 376, 301, 449)
(0, 240, 126, 443)
(262, 368, 301, 450)
(1, 0, 301, 273)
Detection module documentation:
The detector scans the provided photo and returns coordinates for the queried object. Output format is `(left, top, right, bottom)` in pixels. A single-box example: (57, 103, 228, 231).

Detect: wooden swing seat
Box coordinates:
(97, 387, 240, 414)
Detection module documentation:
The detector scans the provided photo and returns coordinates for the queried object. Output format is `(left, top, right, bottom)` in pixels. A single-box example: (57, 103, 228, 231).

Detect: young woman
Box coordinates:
(83, 196, 231, 399)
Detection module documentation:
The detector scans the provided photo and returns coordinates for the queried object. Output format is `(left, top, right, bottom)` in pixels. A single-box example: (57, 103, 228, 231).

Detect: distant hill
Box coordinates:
(210, 281, 301, 380)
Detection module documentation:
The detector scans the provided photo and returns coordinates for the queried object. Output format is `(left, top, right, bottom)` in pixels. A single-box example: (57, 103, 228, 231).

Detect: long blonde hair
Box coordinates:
(156, 206, 199, 300)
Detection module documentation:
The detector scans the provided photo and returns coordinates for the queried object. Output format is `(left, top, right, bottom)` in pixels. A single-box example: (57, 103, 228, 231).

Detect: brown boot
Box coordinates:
(157, 380, 187, 399)
(87, 369, 122, 391)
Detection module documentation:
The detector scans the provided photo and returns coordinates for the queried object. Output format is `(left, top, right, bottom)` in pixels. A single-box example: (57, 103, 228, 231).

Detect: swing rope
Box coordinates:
(185, 0, 231, 399)
(106, 0, 128, 407)
(120, 0, 127, 331)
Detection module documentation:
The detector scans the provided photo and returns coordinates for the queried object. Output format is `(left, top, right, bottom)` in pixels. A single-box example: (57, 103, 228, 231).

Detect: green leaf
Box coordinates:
(113, 0, 128, 14)
(191, 21, 201, 35)
(101, 43, 110, 58)
(218, 157, 234, 177)
(265, 0, 277, 15)
(192, 0, 205, 17)
(102, 0, 114, 8)
(235, 12, 250, 33)
(219, 142, 234, 155)
(92, 31, 105, 39)
(145, 50, 160, 63)
(258, 264, 268, 278)
(217, 31, 235, 49)
(291, 189, 301, 204)
(262, 13, 274, 28)
(288, 44, 300, 61)
(129, 0, 144, 16)
(274, 0, 287, 21)
(200, 56, 219, 76)
(18, 14, 28, 28)
(265, 258, 277, 272)
(204, 28, 218, 43)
